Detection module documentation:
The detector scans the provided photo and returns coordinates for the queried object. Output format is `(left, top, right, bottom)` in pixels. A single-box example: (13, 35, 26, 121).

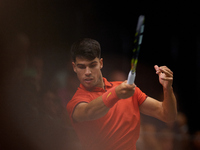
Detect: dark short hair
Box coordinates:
(71, 38, 101, 62)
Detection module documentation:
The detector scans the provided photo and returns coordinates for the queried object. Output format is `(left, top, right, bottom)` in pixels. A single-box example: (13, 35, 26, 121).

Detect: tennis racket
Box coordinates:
(127, 15, 145, 84)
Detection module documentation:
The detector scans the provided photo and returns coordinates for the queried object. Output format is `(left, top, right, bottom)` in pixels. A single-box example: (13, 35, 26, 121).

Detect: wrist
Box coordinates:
(102, 87, 120, 108)
(115, 85, 121, 98)
(163, 86, 173, 92)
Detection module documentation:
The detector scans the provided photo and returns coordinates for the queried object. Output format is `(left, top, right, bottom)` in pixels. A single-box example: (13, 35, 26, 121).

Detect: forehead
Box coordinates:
(75, 57, 99, 65)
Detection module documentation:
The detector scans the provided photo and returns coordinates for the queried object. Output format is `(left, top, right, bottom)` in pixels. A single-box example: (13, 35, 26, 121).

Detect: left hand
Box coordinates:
(154, 65, 173, 89)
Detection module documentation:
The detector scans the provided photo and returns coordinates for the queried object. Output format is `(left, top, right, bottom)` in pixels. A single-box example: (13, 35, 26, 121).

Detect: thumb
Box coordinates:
(154, 65, 161, 74)
(154, 65, 159, 70)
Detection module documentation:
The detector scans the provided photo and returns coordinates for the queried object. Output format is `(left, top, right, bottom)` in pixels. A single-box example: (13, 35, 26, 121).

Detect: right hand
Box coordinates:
(115, 80, 136, 99)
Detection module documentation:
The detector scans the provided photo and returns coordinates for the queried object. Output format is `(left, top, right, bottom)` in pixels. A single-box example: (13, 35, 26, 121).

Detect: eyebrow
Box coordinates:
(76, 61, 98, 66)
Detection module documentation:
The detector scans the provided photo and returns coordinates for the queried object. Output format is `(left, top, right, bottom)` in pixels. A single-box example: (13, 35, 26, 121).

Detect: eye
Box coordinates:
(89, 63, 97, 68)
(77, 65, 86, 69)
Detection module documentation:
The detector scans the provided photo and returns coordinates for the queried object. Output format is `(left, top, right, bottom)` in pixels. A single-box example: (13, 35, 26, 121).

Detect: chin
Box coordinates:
(84, 84, 94, 90)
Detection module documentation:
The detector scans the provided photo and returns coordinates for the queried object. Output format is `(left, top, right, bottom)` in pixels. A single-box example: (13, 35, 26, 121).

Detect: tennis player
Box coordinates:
(67, 38, 177, 150)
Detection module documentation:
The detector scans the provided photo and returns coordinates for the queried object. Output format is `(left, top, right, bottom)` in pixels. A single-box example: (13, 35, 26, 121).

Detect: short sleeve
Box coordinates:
(135, 87, 147, 105)
(66, 91, 91, 122)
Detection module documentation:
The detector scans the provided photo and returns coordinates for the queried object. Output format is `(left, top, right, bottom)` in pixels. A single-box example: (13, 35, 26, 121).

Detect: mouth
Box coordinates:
(84, 78, 93, 84)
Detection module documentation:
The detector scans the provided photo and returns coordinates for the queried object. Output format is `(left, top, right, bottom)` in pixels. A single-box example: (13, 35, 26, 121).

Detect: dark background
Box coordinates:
(0, 0, 200, 149)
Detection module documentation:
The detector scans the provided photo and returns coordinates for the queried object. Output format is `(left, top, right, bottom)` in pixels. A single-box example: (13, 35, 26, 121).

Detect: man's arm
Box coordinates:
(73, 96, 110, 122)
(140, 89, 177, 123)
(72, 81, 135, 122)
(140, 65, 177, 123)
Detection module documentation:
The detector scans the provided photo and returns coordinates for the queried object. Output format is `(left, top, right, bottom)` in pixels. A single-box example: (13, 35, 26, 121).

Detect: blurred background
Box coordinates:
(0, 0, 200, 149)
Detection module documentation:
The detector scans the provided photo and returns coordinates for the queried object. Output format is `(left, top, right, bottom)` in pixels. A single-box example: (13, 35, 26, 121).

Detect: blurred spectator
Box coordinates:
(0, 32, 36, 149)
(193, 131, 200, 150)
(40, 91, 64, 119)
(176, 112, 189, 134)
(173, 112, 191, 150)
(138, 112, 192, 150)
(57, 71, 79, 107)
(108, 69, 127, 81)
(24, 55, 44, 92)
(0, 33, 29, 82)
(36, 90, 81, 150)
(159, 128, 174, 150)
(137, 123, 162, 150)
(0, 32, 81, 150)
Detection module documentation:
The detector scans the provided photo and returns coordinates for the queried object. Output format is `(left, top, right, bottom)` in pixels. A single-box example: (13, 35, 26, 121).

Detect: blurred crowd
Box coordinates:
(0, 33, 200, 150)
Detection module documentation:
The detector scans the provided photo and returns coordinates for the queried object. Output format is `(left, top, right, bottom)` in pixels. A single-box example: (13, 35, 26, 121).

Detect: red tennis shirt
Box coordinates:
(67, 77, 147, 150)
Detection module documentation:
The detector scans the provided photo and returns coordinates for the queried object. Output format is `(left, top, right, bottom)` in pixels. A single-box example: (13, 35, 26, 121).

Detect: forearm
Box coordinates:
(73, 96, 110, 122)
(75, 87, 120, 122)
(85, 96, 110, 121)
(86, 87, 121, 120)
(162, 86, 177, 123)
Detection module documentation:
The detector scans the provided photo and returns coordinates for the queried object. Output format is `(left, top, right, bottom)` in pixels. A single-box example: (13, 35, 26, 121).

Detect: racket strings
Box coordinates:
(130, 20, 144, 73)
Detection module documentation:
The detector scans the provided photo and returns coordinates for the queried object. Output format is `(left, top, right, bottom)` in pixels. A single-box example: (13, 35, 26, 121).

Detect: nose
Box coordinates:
(85, 67, 91, 76)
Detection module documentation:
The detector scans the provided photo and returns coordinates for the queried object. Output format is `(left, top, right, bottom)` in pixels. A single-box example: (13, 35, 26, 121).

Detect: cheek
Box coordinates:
(93, 68, 101, 77)
(76, 70, 84, 78)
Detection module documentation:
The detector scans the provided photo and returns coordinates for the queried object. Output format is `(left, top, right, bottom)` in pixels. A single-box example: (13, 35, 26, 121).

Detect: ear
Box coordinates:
(100, 58, 103, 69)
(72, 62, 77, 73)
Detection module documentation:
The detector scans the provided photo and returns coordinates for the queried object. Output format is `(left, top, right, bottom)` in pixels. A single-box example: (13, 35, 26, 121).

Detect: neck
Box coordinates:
(86, 73, 104, 91)
(98, 74, 105, 89)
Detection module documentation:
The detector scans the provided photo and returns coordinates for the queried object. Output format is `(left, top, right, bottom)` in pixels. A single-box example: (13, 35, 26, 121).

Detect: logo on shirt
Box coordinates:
(106, 92, 112, 100)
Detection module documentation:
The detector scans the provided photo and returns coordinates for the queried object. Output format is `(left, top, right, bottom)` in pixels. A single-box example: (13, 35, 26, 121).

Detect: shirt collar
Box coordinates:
(79, 77, 113, 92)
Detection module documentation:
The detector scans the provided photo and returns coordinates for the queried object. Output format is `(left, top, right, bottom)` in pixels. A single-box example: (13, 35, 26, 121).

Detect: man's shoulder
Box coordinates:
(66, 88, 91, 113)
(68, 87, 91, 103)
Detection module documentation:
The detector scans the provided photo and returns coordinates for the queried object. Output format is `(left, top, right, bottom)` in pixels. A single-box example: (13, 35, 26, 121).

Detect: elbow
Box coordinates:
(163, 111, 178, 124)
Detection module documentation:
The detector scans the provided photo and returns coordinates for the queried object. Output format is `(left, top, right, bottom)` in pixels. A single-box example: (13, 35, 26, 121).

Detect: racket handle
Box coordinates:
(127, 70, 136, 84)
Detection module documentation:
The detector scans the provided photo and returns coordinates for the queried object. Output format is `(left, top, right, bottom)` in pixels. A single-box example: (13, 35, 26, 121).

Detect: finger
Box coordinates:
(160, 67, 173, 74)
(156, 70, 161, 75)
(160, 66, 173, 75)
(127, 83, 136, 88)
(161, 76, 173, 81)
(160, 68, 173, 77)
(154, 65, 161, 74)
(154, 65, 159, 70)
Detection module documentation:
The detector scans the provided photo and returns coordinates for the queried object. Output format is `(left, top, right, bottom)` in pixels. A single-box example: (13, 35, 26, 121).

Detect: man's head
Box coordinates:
(71, 38, 103, 90)
(71, 38, 101, 62)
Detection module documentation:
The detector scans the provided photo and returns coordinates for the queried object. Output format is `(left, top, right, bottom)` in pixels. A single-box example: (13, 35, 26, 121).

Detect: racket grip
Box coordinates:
(127, 70, 136, 84)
